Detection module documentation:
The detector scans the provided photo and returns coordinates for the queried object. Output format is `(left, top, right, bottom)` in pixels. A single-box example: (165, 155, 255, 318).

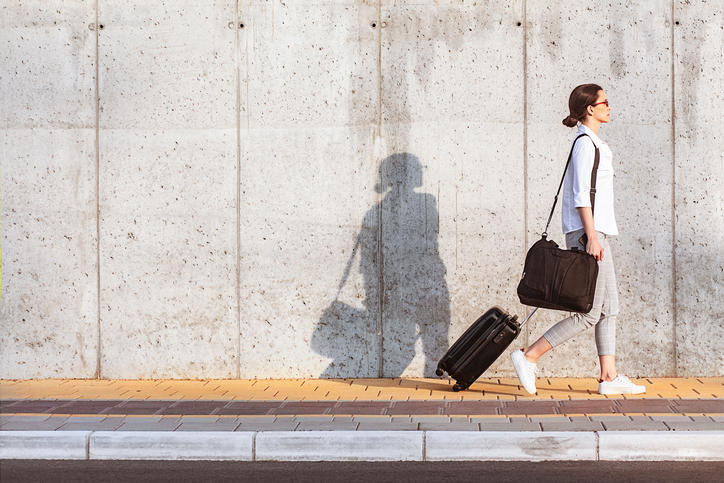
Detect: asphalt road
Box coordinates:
(2, 460, 723, 482)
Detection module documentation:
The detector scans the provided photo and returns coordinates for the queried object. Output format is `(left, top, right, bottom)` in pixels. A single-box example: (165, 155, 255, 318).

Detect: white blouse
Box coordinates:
(561, 123, 619, 236)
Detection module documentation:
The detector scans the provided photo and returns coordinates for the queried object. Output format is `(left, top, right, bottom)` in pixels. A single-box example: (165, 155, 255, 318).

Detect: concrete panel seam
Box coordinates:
(594, 430, 599, 461)
(422, 430, 427, 461)
(252, 431, 256, 461)
(376, 0, 383, 378)
(522, 0, 529, 348)
(86, 430, 92, 460)
(670, 0, 678, 377)
(94, 0, 102, 379)
(235, 0, 242, 380)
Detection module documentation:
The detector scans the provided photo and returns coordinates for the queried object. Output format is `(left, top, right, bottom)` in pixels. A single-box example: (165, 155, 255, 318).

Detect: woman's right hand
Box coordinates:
(586, 236, 604, 261)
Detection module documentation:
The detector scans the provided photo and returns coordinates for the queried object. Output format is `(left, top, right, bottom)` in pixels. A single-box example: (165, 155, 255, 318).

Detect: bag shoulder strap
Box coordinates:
(542, 133, 600, 236)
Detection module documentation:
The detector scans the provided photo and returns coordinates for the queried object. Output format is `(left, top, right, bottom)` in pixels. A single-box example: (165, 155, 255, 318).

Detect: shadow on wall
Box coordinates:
(312, 153, 450, 378)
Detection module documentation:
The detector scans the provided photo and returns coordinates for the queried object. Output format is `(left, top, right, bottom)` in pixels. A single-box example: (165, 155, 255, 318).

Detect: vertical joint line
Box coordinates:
(376, 0, 384, 378)
(377, 201, 384, 378)
(522, 0, 529, 348)
(670, 0, 678, 376)
(376, 0, 382, 137)
(236, 0, 242, 379)
(422, 431, 427, 461)
(252, 432, 257, 461)
(94, 0, 101, 379)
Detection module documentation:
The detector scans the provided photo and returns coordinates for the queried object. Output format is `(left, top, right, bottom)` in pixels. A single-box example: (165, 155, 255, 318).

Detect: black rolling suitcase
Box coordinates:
(436, 307, 537, 391)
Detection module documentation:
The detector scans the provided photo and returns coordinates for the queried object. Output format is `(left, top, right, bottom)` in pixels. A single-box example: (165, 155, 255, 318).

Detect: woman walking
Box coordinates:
(511, 84, 646, 395)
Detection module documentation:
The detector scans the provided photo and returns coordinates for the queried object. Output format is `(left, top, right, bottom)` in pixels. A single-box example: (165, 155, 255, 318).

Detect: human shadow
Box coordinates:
(312, 153, 450, 378)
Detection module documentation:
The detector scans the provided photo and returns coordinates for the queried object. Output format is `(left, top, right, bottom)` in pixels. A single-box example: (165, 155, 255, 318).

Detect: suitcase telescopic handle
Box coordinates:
(519, 307, 538, 327)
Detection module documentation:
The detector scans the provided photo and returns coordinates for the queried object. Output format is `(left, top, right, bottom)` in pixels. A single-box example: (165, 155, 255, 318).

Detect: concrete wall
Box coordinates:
(1, 0, 722, 379)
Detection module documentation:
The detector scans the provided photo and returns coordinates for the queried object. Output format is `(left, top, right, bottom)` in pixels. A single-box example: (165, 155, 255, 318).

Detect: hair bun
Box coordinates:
(562, 115, 578, 127)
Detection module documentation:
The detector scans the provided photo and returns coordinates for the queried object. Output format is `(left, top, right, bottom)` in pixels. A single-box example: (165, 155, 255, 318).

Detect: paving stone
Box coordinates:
(557, 400, 616, 413)
(479, 421, 542, 431)
(332, 402, 391, 415)
(602, 420, 667, 431)
(159, 401, 227, 415)
(390, 417, 413, 423)
(688, 416, 717, 422)
(116, 420, 182, 431)
(540, 421, 604, 431)
(411, 416, 451, 423)
(352, 416, 391, 422)
(628, 416, 655, 422)
(236, 422, 299, 431)
(500, 402, 559, 415)
(178, 416, 220, 423)
(568, 416, 593, 422)
(116, 416, 163, 423)
(0, 415, 50, 425)
(175, 421, 241, 431)
(649, 415, 693, 422)
(387, 403, 445, 415)
(232, 416, 276, 424)
(672, 400, 724, 413)
(0, 422, 68, 431)
(445, 401, 501, 415)
(662, 421, 724, 431)
(589, 415, 634, 422)
(614, 400, 675, 413)
(418, 422, 480, 431)
(469, 417, 509, 424)
(528, 416, 571, 423)
(58, 420, 126, 431)
(295, 422, 359, 431)
(356, 422, 419, 431)
(65, 416, 108, 423)
(291, 416, 334, 422)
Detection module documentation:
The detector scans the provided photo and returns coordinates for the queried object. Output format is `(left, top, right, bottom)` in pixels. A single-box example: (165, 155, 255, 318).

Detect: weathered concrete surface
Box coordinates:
(525, 0, 676, 377)
(237, 1, 380, 378)
(380, 1, 525, 376)
(1, 1, 722, 379)
(0, 1, 98, 378)
(673, 1, 724, 376)
(97, 2, 238, 378)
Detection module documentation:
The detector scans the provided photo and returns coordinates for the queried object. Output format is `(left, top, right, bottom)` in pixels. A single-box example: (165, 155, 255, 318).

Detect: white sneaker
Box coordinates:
(598, 375, 646, 395)
(511, 349, 537, 394)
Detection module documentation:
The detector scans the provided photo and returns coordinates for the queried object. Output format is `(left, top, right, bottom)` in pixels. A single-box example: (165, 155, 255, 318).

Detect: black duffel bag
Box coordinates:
(517, 133, 600, 313)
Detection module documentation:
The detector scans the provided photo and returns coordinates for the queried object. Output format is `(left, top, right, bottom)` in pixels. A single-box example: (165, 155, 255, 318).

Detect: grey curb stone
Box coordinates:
(255, 431, 423, 461)
(425, 431, 597, 461)
(1, 430, 722, 461)
(0, 431, 89, 459)
(599, 431, 724, 461)
(89, 431, 254, 460)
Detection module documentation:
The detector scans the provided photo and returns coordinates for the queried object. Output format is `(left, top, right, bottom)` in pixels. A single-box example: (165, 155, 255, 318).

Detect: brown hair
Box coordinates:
(562, 83, 603, 127)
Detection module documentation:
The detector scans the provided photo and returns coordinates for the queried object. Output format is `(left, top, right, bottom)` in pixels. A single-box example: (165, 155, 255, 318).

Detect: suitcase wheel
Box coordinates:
(452, 383, 464, 392)
(435, 367, 444, 377)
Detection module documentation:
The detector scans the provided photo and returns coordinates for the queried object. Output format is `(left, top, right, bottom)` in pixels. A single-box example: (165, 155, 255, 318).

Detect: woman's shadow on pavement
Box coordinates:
(312, 153, 450, 378)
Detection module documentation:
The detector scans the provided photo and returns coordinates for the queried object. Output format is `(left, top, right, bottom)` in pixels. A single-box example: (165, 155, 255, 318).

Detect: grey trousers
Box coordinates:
(542, 229, 619, 355)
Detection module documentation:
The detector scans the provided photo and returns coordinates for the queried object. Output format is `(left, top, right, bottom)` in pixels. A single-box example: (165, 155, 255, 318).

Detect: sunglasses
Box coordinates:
(591, 100, 609, 107)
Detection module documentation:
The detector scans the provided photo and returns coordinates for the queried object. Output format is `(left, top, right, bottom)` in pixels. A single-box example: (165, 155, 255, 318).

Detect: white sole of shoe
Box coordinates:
(598, 387, 646, 395)
(510, 350, 536, 395)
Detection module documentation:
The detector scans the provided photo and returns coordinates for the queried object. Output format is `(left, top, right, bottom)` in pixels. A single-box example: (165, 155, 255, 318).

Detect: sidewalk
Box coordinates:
(1, 377, 723, 461)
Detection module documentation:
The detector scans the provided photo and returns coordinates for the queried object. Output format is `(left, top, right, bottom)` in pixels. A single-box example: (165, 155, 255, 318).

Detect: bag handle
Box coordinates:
(542, 133, 600, 237)
(335, 237, 360, 299)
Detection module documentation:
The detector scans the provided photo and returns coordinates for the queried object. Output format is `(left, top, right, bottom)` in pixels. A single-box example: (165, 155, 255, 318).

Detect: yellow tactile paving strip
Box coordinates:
(1, 377, 721, 401)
